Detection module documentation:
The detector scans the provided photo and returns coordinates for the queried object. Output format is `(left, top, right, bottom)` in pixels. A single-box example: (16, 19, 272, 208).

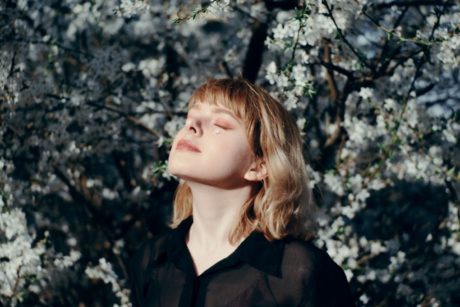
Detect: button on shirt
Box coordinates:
(128, 217, 355, 307)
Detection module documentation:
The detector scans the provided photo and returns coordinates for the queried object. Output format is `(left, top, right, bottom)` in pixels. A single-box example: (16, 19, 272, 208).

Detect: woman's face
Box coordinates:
(168, 102, 256, 189)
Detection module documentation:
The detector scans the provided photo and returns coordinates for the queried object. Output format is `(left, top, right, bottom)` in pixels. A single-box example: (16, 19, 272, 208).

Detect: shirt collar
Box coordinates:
(167, 216, 284, 278)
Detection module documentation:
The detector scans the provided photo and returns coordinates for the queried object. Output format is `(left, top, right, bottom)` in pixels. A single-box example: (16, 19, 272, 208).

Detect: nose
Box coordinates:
(185, 118, 201, 136)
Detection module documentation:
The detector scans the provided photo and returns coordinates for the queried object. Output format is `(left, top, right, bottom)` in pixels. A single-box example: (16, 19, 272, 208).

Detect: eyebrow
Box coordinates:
(189, 104, 240, 122)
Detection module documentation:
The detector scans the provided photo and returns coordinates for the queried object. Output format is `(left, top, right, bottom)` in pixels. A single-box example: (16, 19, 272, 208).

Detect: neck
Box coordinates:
(186, 182, 253, 250)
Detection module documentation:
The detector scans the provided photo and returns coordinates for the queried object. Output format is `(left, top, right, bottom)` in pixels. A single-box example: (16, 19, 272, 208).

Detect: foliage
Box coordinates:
(0, 0, 459, 306)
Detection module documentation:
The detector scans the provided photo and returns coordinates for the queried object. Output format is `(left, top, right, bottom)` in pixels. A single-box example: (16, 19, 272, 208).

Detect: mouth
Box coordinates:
(176, 140, 201, 152)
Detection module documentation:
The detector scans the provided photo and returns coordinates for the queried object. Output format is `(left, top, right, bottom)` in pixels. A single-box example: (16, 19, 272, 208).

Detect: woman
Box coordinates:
(129, 78, 354, 306)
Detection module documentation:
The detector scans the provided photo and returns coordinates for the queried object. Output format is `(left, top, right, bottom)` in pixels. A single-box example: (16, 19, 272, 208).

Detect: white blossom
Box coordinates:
(117, 0, 150, 18)
(358, 87, 373, 100)
(324, 172, 345, 196)
(2, 0, 459, 305)
(265, 61, 278, 85)
(86, 258, 132, 307)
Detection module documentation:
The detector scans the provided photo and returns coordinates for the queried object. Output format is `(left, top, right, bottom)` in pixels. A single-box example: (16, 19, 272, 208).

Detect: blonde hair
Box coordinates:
(170, 78, 317, 243)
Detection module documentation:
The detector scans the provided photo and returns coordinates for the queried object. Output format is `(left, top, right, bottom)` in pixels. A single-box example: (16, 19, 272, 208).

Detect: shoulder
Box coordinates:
(128, 229, 174, 279)
(282, 238, 338, 274)
(281, 238, 355, 306)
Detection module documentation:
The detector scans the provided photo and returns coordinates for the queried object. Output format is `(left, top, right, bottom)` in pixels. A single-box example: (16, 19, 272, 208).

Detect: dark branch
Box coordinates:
(86, 100, 162, 138)
(373, 0, 456, 8)
(242, 21, 268, 82)
(53, 166, 130, 279)
(322, 0, 374, 72)
(264, 0, 300, 11)
(318, 60, 354, 78)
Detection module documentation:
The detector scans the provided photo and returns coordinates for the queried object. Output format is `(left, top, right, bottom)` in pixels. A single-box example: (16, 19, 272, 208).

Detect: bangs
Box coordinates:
(188, 79, 262, 156)
(188, 79, 255, 122)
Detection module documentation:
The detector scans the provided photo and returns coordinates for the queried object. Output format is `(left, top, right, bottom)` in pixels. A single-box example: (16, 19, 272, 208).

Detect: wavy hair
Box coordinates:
(170, 78, 317, 243)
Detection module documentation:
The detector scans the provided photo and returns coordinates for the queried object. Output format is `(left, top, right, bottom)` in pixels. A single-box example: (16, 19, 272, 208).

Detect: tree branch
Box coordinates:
(373, 0, 456, 9)
(322, 39, 339, 102)
(242, 20, 268, 82)
(53, 166, 130, 279)
(264, 0, 299, 11)
(318, 60, 354, 78)
(86, 101, 163, 138)
(322, 0, 374, 71)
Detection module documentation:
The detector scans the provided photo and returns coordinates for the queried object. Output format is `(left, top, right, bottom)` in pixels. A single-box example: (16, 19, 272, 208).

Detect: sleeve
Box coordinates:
(315, 252, 355, 307)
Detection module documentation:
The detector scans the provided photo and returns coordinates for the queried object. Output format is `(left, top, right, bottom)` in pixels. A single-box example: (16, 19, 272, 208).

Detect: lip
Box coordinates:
(176, 139, 201, 152)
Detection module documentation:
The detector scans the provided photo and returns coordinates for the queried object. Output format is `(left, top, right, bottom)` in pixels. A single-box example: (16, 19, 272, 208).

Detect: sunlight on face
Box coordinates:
(168, 102, 256, 189)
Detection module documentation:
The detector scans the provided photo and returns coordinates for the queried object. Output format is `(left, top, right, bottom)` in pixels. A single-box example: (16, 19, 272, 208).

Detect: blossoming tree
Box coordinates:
(1, 0, 459, 306)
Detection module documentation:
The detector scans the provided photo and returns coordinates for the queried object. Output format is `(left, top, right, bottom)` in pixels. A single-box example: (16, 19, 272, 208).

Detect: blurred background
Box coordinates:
(0, 0, 459, 306)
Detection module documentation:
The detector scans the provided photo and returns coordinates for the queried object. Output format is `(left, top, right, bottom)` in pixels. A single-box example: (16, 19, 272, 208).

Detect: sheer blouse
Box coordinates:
(128, 217, 355, 307)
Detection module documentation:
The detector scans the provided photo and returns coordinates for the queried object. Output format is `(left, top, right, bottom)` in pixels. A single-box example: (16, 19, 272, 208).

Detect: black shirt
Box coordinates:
(128, 217, 355, 307)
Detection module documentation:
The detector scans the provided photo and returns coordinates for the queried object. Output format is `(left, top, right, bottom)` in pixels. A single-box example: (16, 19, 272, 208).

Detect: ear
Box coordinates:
(243, 158, 267, 182)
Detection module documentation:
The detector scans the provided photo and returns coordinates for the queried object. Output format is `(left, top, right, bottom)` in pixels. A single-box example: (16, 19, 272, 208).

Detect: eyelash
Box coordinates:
(185, 118, 229, 130)
(214, 123, 227, 129)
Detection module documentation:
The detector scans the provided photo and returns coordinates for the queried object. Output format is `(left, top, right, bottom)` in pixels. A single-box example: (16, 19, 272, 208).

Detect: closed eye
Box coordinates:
(214, 124, 228, 129)
(213, 120, 232, 129)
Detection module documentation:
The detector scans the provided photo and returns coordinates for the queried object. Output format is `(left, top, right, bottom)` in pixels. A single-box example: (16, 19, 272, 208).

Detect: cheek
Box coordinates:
(211, 138, 252, 163)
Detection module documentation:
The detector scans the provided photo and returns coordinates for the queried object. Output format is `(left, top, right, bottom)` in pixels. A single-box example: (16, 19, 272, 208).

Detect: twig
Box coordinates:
(219, 60, 234, 78)
(373, 0, 456, 9)
(322, 0, 373, 71)
(362, 10, 435, 47)
(374, 6, 408, 75)
(317, 60, 354, 78)
(172, 0, 221, 23)
(229, 3, 261, 23)
(86, 101, 163, 138)
(1, 37, 93, 58)
(10, 264, 23, 300)
(322, 39, 339, 102)
(290, 5, 309, 64)
(53, 166, 130, 279)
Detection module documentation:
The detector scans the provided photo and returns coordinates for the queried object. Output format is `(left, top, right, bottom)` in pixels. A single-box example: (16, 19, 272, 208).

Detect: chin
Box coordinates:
(168, 165, 195, 179)
(167, 166, 183, 178)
